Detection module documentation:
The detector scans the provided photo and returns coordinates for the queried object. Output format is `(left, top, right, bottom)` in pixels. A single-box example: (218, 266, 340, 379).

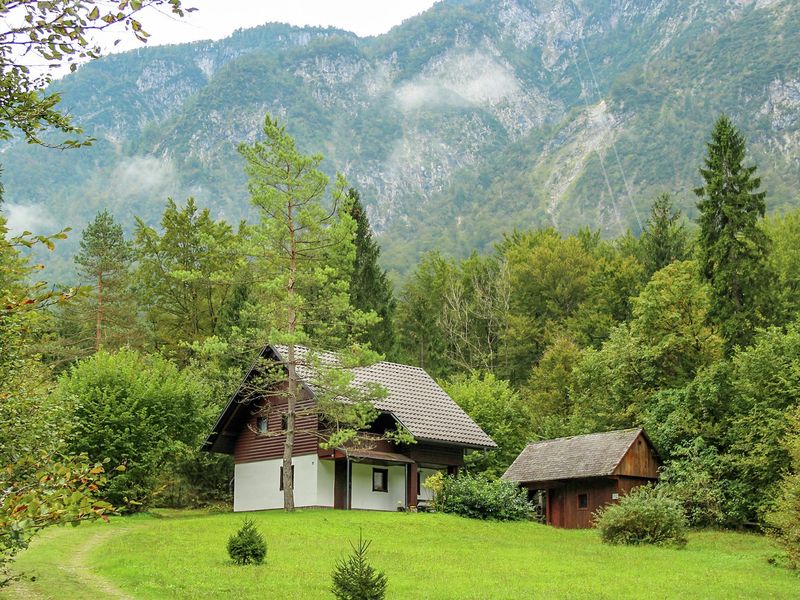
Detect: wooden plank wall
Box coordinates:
(556, 480, 617, 529)
(234, 383, 318, 464)
(405, 443, 465, 467)
(613, 432, 660, 479)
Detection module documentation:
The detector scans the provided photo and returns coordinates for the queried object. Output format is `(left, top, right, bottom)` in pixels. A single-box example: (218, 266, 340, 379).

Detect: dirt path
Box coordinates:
(4, 527, 134, 600)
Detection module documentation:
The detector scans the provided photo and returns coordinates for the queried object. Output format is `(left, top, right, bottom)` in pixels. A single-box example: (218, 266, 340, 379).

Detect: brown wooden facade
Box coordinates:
(226, 382, 468, 509)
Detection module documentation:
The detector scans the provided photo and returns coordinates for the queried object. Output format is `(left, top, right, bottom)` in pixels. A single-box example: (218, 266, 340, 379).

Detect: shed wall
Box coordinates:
(613, 432, 660, 478)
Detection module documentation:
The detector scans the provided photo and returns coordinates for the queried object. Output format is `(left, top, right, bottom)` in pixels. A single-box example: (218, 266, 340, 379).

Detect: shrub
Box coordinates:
(331, 533, 387, 600)
(433, 473, 533, 521)
(58, 350, 214, 509)
(766, 473, 800, 569)
(227, 518, 267, 565)
(766, 414, 800, 569)
(595, 485, 688, 548)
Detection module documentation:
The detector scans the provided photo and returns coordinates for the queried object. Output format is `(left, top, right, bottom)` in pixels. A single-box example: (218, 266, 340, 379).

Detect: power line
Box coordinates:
(569, 45, 625, 236)
(579, 37, 643, 233)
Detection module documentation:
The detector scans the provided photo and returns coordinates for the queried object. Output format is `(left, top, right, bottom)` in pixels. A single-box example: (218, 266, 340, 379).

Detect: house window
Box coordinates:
(372, 468, 389, 493)
(279, 465, 294, 491)
(256, 416, 268, 434)
(577, 493, 589, 510)
(281, 414, 289, 431)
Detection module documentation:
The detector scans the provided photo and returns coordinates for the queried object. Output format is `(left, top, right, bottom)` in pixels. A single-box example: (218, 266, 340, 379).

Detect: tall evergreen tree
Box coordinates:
(73, 210, 134, 352)
(347, 188, 396, 354)
(694, 115, 771, 353)
(639, 193, 688, 276)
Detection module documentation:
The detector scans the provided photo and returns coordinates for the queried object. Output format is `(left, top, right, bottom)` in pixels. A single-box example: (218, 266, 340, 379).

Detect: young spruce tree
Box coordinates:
(239, 116, 410, 511)
(639, 193, 688, 277)
(347, 188, 396, 354)
(331, 533, 388, 600)
(694, 114, 771, 353)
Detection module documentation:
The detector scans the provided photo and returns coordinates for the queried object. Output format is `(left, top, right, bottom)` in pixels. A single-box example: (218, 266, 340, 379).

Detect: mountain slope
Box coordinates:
(2, 0, 799, 278)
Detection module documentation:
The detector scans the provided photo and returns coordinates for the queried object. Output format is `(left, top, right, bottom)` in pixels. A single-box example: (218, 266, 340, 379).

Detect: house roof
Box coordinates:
(502, 428, 650, 484)
(203, 344, 496, 452)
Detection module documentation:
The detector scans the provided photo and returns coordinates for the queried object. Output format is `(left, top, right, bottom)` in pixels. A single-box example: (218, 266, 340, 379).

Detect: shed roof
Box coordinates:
(502, 428, 650, 483)
(203, 344, 496, 452)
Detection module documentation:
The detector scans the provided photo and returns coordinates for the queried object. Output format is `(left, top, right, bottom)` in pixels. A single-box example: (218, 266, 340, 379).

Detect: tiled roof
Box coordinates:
(502, 428, 643, 483)
(272, 345, 496, 449)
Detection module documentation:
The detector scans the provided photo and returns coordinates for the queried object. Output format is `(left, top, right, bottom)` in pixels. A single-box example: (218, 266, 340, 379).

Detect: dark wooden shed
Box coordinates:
(502, 428, 660, 529)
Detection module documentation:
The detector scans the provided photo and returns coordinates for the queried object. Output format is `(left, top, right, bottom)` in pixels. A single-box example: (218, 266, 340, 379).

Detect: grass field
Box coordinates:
(3, 509, 797, 599)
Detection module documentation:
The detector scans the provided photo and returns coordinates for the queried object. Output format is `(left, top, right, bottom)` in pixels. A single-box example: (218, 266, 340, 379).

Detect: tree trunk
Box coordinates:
(96, 272, 104, 351)
(282, 199, 297, 512)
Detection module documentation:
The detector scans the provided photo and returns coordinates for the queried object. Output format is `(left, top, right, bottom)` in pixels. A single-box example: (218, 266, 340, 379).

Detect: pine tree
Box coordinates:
(73, 210, 134, 352)
(347, 188, 396, 354)
(639, 193, 688, 276)
(331, 533, 388, 600)
(239, 115, 399, 511)
(694, 114, 771, 353)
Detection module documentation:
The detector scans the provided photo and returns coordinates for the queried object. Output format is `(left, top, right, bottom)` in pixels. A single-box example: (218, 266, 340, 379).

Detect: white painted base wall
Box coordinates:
(234, 454, 329, 512)
(349, 463, 406, 511)
(234, 457, 436, 513)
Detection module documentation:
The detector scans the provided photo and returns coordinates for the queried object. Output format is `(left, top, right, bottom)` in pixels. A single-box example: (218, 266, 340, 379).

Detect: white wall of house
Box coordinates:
(317, 458, 335, 507)
(418, 467, 443, 502)
(349, 463, 406, 511)
(234, 454, 330, 512)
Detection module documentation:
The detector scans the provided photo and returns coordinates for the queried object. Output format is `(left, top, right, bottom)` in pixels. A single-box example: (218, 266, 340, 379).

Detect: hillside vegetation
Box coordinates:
(2, 0, 800, 277)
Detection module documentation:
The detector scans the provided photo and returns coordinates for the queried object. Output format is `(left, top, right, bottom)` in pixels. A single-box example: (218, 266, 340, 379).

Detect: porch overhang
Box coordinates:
(321, 448, 415, 465)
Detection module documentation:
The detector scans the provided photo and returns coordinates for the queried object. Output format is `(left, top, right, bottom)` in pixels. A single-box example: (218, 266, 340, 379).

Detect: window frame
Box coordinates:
(372, 468, 389, 493)
(577, 492, 589, 510)
(279, 464, 295, 491)
(256, 416, 268, 434)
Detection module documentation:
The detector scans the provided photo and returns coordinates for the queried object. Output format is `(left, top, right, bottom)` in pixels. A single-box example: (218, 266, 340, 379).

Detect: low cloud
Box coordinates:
(395, 50, 520, 111)
(112, 155, 176, 193)
(2, 202, 54, 236)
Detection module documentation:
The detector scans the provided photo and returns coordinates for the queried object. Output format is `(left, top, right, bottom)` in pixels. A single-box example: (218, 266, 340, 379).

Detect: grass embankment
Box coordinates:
(4, 509, 797, 599)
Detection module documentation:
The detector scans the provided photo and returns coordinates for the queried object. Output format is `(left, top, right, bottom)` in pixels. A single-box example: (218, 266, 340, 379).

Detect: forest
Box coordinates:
(3, 107, 800, 578)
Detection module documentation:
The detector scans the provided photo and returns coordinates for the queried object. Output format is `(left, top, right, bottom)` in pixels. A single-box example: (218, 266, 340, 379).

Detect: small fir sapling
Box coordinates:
(331, 532, 388, 600)
(227, 518, 267, 565)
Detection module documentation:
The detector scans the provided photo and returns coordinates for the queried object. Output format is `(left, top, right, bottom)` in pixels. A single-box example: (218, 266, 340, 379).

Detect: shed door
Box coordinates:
(548, 489, 564, 527)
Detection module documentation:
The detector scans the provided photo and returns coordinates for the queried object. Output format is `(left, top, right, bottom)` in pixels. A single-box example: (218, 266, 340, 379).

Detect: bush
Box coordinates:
(59, 350, 214, 509)
(595, 485, 688, 548)
(432, 473, 533, 521)
(227, 518, 267, 565)
(331, 533, 387, 600)
(766, 473, 800, 569)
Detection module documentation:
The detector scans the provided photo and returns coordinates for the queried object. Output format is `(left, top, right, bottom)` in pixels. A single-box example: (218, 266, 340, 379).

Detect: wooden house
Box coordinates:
(503, 428, 660, 528)
(203, 344, 496, 512)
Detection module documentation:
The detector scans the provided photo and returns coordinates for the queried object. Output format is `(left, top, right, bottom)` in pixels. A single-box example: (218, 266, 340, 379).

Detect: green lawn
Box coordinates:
(4, 509, 797, 599)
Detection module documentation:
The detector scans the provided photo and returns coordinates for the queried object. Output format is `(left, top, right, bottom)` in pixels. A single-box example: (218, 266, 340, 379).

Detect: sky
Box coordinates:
(117, 0, 438, 52)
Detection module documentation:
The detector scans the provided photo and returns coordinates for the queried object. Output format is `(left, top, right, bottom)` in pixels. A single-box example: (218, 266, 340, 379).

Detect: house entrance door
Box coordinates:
(333, 460, 348, 509)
